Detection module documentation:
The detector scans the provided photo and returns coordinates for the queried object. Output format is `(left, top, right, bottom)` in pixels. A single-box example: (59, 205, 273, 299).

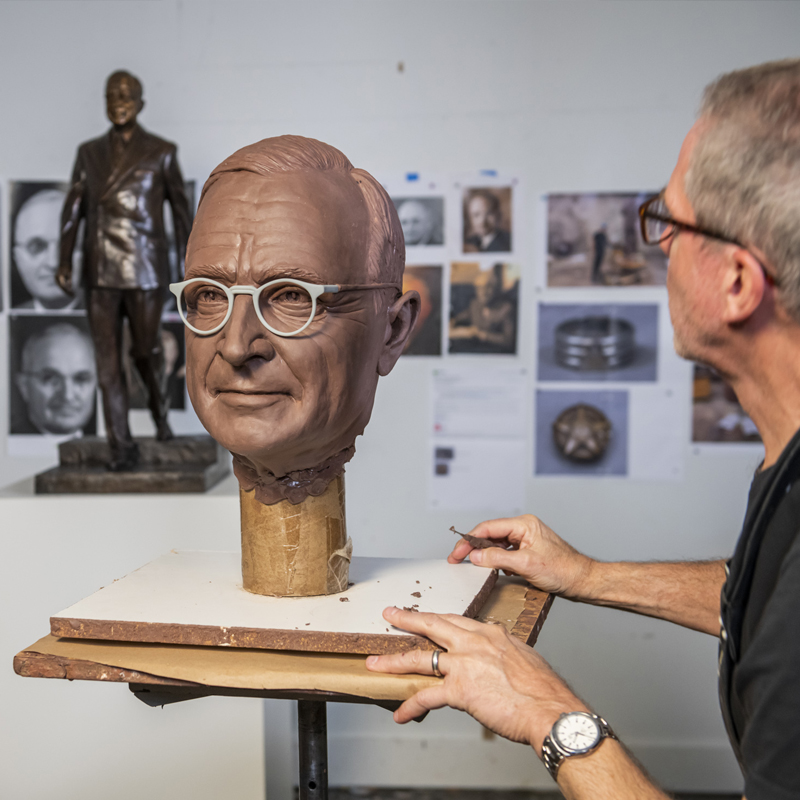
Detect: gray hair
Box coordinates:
(199, 135, 405, 286)
(685, 58, 800, 319)
(21, 323, 94, 373)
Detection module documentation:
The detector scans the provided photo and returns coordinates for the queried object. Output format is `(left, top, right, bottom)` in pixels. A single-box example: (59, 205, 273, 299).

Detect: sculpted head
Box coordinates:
(106, 70, 144, 129)
(180, 135, 419, 503)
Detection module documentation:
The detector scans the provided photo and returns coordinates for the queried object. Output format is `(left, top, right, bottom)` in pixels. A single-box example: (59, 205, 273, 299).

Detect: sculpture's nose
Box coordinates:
(217, 294, 276, 366)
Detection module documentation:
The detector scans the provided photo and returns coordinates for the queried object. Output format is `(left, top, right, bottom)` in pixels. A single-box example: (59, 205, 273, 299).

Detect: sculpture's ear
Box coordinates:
(377, 290, 421, 376)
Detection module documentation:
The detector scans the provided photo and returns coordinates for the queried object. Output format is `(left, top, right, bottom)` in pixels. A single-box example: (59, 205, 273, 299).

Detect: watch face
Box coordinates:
(553, 713, 602, 754)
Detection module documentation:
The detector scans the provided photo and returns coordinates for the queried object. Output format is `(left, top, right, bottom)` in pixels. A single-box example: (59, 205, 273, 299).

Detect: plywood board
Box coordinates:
(51, 552, 498, 655)
(19, 579, 552, 702)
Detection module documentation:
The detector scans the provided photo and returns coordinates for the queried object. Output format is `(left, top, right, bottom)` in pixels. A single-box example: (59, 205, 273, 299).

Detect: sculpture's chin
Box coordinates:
(232, 445, 357, 506)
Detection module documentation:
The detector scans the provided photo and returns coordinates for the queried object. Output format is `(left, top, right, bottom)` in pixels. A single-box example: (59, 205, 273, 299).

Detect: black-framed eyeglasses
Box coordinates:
(638, 192, 778, 286)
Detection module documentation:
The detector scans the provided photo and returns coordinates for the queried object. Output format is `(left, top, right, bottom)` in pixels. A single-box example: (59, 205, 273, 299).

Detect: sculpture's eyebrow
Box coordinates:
(189, 263, 328, 286)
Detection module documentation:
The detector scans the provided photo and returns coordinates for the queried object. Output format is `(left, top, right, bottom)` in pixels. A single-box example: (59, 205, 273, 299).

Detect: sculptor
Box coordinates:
(174, 135, 419, 504)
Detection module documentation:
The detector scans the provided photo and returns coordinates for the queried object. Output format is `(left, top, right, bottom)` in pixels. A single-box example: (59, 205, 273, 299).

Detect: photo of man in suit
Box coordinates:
(463, 188, 512, 253)
(58, 70, 192, 470)
(10, 319, 97, 437)
(10, 184, 83, 310)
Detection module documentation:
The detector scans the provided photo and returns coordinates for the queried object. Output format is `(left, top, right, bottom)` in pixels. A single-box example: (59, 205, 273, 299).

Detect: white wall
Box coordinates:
(2, 1, 797, 796)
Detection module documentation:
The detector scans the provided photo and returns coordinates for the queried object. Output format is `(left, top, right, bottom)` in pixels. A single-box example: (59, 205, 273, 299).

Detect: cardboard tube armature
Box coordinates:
(240, 474, 351, 597)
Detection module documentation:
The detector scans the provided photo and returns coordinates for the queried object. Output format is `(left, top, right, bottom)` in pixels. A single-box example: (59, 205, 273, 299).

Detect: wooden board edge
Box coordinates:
(50, 616, 438, 655)
(462, 569, 499, 619)
(13, 648, 199, 687)
(510, 589, 555, 647)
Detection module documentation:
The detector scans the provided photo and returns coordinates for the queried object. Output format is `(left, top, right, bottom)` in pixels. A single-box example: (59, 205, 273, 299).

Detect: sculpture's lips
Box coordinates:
(213, 389, 292, 409)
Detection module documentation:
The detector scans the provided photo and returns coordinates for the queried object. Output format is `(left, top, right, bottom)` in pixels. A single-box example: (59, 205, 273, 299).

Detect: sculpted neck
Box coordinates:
(232, 446, 356, 505)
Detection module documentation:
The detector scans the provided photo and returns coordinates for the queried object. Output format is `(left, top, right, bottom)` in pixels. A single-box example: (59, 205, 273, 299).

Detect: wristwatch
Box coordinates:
(541, 711, 617, 780)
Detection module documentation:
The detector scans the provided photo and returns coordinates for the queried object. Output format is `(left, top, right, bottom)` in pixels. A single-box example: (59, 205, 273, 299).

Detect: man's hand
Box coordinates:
(366, 606, 585, 751)
(367, 607, 673, 800)
(449, 514, 595, 600)
(56, 262, 73, 295)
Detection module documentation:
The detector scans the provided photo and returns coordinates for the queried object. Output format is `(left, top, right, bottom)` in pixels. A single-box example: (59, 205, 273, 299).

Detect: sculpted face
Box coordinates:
(184, 169, 412, 482)
(14, 190, 70, 305)
(17, 326, 97, 435)
(106, 75, 142, 129)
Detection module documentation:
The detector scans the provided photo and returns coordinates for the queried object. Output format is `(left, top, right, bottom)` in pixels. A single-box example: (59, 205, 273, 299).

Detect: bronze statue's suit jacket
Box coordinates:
(60, 124, 191, 291)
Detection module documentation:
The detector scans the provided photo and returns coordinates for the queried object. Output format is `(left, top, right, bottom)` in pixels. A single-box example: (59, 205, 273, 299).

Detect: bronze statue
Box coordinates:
(57, 70, 192, 470)
(174, 135, 419, 595)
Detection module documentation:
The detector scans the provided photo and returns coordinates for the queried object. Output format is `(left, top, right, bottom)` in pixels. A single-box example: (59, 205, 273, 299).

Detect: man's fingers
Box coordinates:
(366, 648, 443, 676)
(448, 539, 474, 563)
(392, 686, 449, 724)
(381, 607, 488, 649)
(469, 545, 526, 575)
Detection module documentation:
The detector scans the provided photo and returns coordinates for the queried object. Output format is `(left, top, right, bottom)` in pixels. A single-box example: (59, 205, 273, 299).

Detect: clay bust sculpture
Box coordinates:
(173, 135, 419, 595)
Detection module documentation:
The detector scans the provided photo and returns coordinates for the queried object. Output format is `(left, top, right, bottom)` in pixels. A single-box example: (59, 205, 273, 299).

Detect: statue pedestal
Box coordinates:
(34, 435, 229, 494)
(240, 475, 351, 597)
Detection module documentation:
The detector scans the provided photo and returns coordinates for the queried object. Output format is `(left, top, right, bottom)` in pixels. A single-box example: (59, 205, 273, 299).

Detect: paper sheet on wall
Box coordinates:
(430, 367, 527, 510)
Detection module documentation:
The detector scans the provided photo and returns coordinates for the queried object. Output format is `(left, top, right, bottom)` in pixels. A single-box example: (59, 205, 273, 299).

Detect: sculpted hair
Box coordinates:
(106, 70, 143, 103)
(199, 135, 405, 285)
(685, 58, 800, 319)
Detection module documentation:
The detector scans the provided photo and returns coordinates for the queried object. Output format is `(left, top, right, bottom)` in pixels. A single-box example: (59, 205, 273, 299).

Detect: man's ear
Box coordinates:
(15, 373, 30, 404)
(378, 290, 421, 376)
(722, 247, 770, 324)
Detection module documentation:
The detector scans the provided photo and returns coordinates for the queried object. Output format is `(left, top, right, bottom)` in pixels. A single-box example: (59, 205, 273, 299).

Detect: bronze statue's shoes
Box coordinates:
(155, 418, 174, 441)
(109, 442, 140, 472)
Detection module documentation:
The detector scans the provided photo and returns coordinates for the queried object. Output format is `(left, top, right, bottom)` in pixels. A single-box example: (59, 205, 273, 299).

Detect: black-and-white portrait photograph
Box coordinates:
(9, 181, 84, 311)
(462, 187, 512, 253)
(547, 192, 667, 287)
(391, 196, 444, 247)
(8, 314, 98, 438)
(449, 261, 519, 355)
(402, 265, 443, 356)
(537, 303, 659, 382)
(122, 317, 186, 410)
(535, 389, 629, 477)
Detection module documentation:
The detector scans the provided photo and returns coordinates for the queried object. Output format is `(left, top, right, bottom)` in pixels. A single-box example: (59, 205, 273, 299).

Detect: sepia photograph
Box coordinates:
(9, 181, 84, 311)
(547, 192, 667, 287)
(535, 389, 629, 476)
(692, 364, 761, 443)
(8, 314, 97, 438)
(402, 265, 443, 356)
(537, 302, 659, 382)
(449, 261, 519, 355)
(391, 196, 445, 246)
(462, 186, 512, 253)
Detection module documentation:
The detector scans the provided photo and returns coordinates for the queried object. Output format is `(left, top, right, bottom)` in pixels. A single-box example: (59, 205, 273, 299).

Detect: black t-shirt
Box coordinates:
(719, 427, 800, 800)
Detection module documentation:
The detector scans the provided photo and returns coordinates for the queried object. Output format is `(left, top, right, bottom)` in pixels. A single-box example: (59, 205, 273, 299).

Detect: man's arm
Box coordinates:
(57, 149, 86, 295)
(450, 515, 726, 635)
(162, 147, 192, 276)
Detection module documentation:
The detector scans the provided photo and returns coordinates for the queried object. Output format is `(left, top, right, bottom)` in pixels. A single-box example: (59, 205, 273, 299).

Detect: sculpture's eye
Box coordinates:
(266, 285, 313, 313)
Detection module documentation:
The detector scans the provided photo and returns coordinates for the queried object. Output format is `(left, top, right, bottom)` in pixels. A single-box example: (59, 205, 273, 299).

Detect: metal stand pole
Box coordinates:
(297, 700, 328, 800)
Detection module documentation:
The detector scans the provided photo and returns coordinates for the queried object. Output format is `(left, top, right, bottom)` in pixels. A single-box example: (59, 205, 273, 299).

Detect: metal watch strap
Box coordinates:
(541, 713, 617, 781)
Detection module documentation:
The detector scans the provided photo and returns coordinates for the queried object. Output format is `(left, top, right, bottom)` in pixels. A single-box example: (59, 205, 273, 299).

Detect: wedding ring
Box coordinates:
(431, 649, 443, 678)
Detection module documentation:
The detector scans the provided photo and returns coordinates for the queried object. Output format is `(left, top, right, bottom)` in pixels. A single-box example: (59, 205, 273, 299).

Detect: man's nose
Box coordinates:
(217, 294, 276, 366)
(46, 240, 59, 266)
